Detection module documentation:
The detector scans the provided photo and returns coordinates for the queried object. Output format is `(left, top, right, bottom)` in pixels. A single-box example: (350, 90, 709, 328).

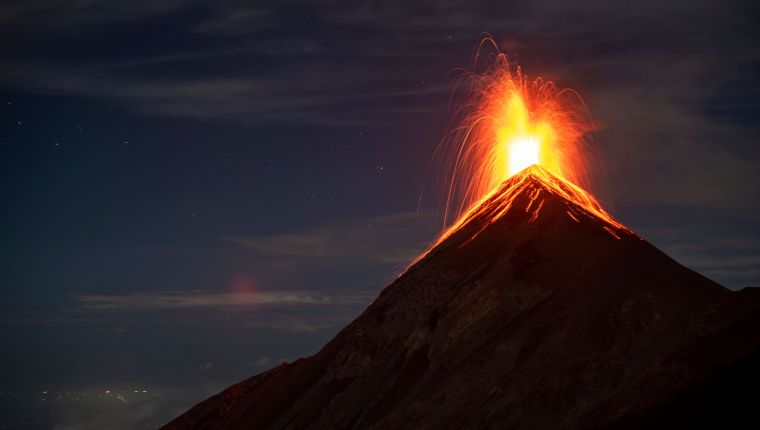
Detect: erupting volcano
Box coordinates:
(164, 42, 760, 430)
(437, 37, 597, 228)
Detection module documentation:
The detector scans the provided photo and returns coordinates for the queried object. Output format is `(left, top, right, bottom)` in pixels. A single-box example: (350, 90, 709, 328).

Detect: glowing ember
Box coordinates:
(438, 36, 596, 227)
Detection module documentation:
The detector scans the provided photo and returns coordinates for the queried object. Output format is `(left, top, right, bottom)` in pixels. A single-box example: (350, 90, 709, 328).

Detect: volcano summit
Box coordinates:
(165, 166, 760, 429)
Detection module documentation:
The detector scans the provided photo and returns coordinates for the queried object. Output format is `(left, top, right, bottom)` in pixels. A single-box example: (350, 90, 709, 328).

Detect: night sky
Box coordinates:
(2, 1, 759, 428)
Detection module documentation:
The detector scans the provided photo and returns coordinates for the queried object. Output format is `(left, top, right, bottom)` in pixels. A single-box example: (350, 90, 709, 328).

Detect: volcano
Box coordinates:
(165, 165, 760, 429)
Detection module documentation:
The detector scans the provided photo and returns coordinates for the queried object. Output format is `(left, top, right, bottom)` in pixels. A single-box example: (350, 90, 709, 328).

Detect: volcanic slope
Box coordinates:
(165, 165, 760, 430)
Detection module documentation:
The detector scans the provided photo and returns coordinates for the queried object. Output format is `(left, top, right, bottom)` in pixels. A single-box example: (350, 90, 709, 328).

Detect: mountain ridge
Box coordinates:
(164, 166, 760, 430)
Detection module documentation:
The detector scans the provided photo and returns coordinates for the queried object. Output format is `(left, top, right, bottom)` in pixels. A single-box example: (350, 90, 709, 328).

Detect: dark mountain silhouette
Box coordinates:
(165, 165, 760, 429)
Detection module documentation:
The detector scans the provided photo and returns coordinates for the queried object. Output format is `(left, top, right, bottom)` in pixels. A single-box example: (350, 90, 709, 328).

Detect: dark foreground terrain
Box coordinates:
(165, 166, 760, 429)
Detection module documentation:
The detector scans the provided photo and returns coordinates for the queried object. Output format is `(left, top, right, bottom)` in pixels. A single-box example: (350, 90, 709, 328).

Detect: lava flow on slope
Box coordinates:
(434, 164, 633, 248)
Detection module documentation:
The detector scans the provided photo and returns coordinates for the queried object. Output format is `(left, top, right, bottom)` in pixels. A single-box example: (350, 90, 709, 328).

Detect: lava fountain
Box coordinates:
(438, 36, 598, 228)
(410, 35, 635, 256)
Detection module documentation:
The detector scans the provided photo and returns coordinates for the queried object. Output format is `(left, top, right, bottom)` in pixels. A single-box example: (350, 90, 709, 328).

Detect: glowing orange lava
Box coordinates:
(438, 37, 597, 227)
(434, 165, 633, 247)
(404, 40, 636, 275)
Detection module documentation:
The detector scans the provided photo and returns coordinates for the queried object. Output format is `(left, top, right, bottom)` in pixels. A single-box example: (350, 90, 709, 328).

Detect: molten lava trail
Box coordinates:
(435, 164, 633, 247)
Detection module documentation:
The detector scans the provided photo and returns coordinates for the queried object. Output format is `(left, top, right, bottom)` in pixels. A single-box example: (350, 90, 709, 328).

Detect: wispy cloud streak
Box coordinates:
(73, 290, 373, 310)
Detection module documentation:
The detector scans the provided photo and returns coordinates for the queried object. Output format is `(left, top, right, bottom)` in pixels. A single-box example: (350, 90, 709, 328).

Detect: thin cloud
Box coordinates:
(0, 0, 188, 26)
(632, 220, 760, 289)
(223, 211, 434, 263)
(2, 63, 444, 126)
(72, 290, 372, 310)
(195, 4, 276, 35)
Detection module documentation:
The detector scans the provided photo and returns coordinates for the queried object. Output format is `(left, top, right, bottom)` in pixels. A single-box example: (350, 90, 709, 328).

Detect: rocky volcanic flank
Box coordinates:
(165, 165, 760, 429)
